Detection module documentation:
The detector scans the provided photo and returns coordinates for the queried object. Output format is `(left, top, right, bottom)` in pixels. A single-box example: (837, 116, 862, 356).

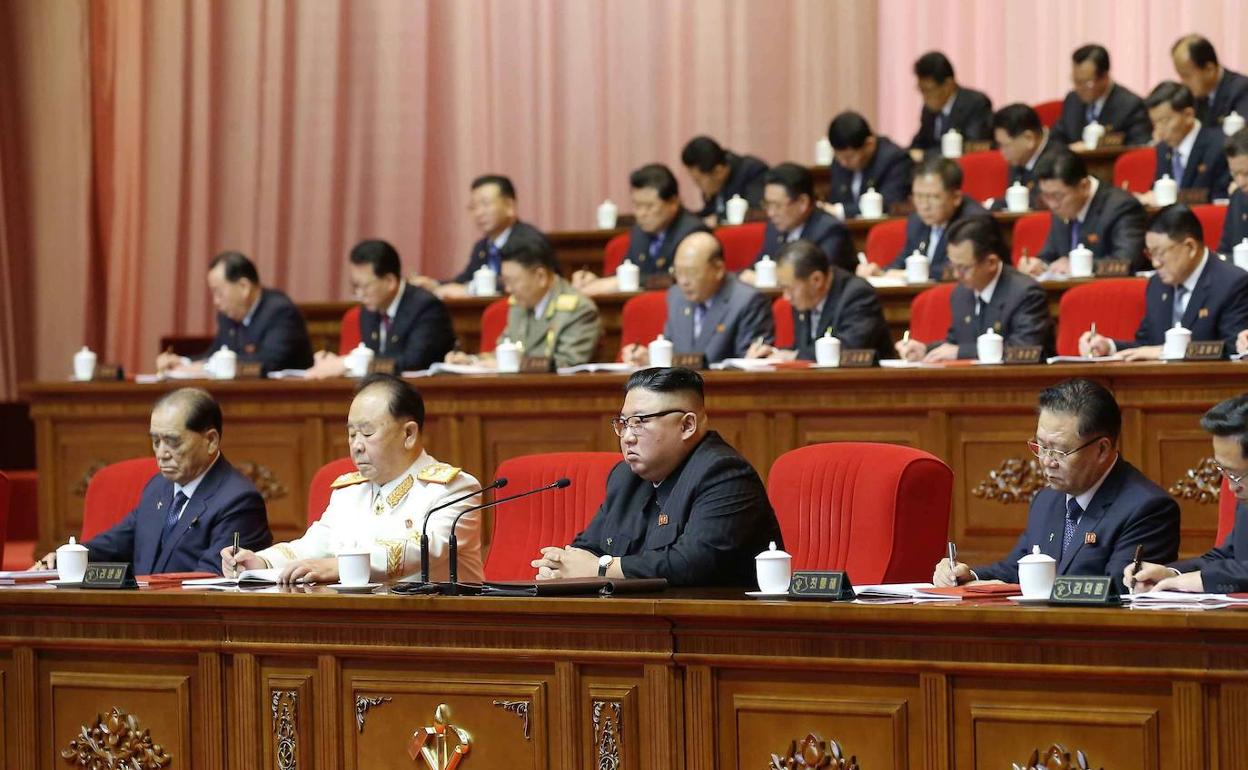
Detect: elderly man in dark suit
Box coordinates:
(34, 388, 271, 575)
(681, 135, 768, 226)
(532, 367, 782, 587)
(908, 51, 994, 161)
(622, 232, 772, 366)
(895, 216, 1053, 362)
(936, 378, 1180, 590)
(1172, 34, 1248, 129)
(1140, 81, 1231, 206)
(1083, 205, 1248, 361)
(990, 103, 1066, 212)
(1022, 149, 1148, 277)
(1219, 128, 1248, 257)
(1130, 394, 1248, 594)
(155, 251, 314, 376)
(748, 162, 854, 276)
(1050, 44, 1152, 148)
(824, 111, 913, 220)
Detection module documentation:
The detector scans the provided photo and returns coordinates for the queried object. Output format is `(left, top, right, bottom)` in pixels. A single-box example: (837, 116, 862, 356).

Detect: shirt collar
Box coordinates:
(1176, 119, 1202, 163)
(372, 452, 428, 509)
(533, 284, 557, 319)
(241, 293, 263, 327)
(940, 90, 957, 117)
(1024, 131, 1050, 171)
(1181, 249, 1210, 294)
(785, 220, 806, 242)
(384, 284, 404, 320)
(491, 223, 515, 250)
(1091, 90, 1110, 117)
(975, 262, 1003, 304)
(174, 453, 220, 500)
(1068, 455, 1118, 512)
(1073, 176, 1099, 224)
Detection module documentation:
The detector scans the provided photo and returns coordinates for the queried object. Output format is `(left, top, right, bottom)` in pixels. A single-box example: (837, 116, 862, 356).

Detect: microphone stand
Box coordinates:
(418, 478, 507, 584)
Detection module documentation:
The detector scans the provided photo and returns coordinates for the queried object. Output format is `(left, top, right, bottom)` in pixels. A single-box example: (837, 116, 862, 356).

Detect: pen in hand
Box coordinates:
(1129, 544, 1143, 594)
(230, 531, 240, 578)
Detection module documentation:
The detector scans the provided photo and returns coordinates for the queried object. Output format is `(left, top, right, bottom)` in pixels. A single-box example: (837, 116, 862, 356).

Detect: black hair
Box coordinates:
(1225, 127, 1248, 160)
(208, 251, 260, 284)
(992, 103, 1043, 138)
(914, 155, 963, 191)
(1201, 395, 1248, 458)
(763, 162, 814, 202)
(913, 51, 955, 83)
(470, 174, 516, 200)
(680, 136, 728, 173)
(356, 373, 426, 429)
(1144, 81, 1195, 112)
(498, 232, 559, 272)
(629, 163, 680, 201)
(1037, 377, 1122, 442)
(826, 111, 873, 150)
(1147, 204, 1205, 244)
(348, 239, 402, 279)
(1034, 147, 1087, 187)
(1072, 44, 1111, 76)
(1172, 35, 1219, 69)
(946, 216, 1006, 264)
(776, 240, 829, 279)
(625, 367, 705, 404)
(155, 387, 224, 437)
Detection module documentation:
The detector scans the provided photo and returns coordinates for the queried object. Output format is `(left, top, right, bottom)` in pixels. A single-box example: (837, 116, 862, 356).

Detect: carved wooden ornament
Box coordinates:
(60, 707, 172, 769)
(1013, 744, 1102, 770)
(1167, 456, 1222, 504)
(972, 457, 1047, 504)
(408, 703, 471, 769)
(770, 733, 859, 770)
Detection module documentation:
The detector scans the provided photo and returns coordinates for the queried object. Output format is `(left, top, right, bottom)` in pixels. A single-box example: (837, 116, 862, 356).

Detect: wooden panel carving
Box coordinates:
(237, 460, 289, 501)
(770, 733, 860, 770)
(1013, 744, 1103, 770)
(584, 681, 640, 770)
(591, 700, 622, 770)
(1168, 457, 1221, 503)
(271, 690, 298, 770)
(491, 700, 530, 740)
(971, 457, 1046, 505)
(59, 707, 173, 768)
(355, 695, 392, 733)
(965, 703, 1160, 770)
(48, 671, 191, 770)
(263, 674, 313, 770)
(407, 704, 471, 769)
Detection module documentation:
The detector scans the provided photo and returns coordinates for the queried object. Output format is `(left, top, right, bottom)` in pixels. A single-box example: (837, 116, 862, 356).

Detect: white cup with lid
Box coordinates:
(858, 188, 884, 219)
(1162, 323, 1191, 360)
(755, 541, 793, 594)
(725, 195, 748, 225)
(1068, 242, 1094, 278)
(56, 537, 89, 583)
(976, 328, 1004, 364)
(1082, 120, 1105, 149)
(209, 347, 237, 380)
(496, 338, 522, 373)
(616, 259, 640, 292)
(814, 331, 841, 366)
(1018, 545, 1056, 599)
(73, 347, 97, 382)
(648, 334, 674, 368)
(1224, 110, 1245, 137)
(904, 251, 930, 284)
(472, 265, 498, 297)
(815, 137, 834, 166)
(597, 199, 619, 230)
(345, 343, 374, 378)
(754, 255, 778, 288)
(1005, 181, 1030, 213)
(941, 128, 963, 158)
(1153, 174, 1178, 206)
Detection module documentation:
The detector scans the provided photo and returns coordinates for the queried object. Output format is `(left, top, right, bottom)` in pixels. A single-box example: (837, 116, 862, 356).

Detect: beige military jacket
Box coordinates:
(498, 275, 601, 368)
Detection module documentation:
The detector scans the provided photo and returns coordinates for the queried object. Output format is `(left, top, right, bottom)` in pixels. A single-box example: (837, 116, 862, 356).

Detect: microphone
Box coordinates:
(419, 477, 508, 584)
(446, 478, 571, 591)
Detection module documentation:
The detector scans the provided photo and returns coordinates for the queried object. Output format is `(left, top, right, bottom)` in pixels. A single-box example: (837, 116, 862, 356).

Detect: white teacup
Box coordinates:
(337, 551, 371, 587)
(1068, 243, 1094, 278)
(755, 541, 792, 594)
(904, 252, 930, 284)
(1005, 182, 1030, 213)
(596, 199, 618, 230)
(648, 335, 674, 368)
(814, 334, 841, 366)
(858, 188, 884, 219)
(977, 329, 1004, 364)
(345, 344, 374, 378)
(496, 339, 522, 373)
(210, 348, 237, 380)
(472, 265, 498, 297)
(56, 537, 89, 583)
(73, 347, 97, 382)
(1017, 546, 1056, 599)
(1162, 323, 1191, 360)
(616, 260, 640, 293)
(725, 195, 748, 225)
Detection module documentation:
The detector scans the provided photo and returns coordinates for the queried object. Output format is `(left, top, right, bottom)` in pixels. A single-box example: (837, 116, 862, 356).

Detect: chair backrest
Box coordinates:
(601, 233, 631, 276)
(81, 458, 159, 541)
(478, 298, 511, 353)
(1011, 212, 1052, 265)
(1193, 204, 1228, 249)
(909, 283, 956, 344)
(1217, 475, 1238, 545)
(956, 150, 1008, 205)
(0, 471, 9, 557)
(618, 291, 669, 359)
(483, 452, 622, 580)
(307, 457, 357, 525)
(714, 222, 766, 272)
(1055, 278, 1147, 356)
(1113, 148, 1155, 194)
(773, 297, 795, 349)
(864, 219, 908, 267)
(338, 305, 362, 354)
(767, 442, 953, 583)
(1032, 100, 1063, 128)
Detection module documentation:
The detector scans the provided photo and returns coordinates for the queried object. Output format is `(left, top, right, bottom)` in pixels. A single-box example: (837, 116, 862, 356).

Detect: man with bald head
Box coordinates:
(225, 374, 484, 584)
(1171, 34, 1248, 128)
(34, 388, 272, 575)
(621, 231, 772, 366)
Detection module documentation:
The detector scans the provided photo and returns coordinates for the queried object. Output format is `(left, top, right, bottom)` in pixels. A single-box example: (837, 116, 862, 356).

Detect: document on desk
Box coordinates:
(1124, 590, 1248, 609)
(0, 569, 58, 584)
(182, 568, 287, 589)
(710, 358, 778, 372)
(852, 583, 963, 603)
(426, 362, 497, 375)
(556, 362, 638, 375)
(1046, 354, 1125, 364)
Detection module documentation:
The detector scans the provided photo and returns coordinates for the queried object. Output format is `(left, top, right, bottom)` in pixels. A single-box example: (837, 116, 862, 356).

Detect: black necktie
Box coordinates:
(1061, 498, 1082, 558)
(162, 491, 187, 543)
(974, 296, 986, 335)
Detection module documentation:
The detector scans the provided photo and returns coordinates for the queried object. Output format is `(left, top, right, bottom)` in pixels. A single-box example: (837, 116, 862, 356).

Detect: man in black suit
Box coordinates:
(1050, 44, 1152, 148)
(1129, 394, 1248, 594)
(935, 378, 1179, 590)
(824, 111, 913, 220)
(748, 162, 853, 275)
(681, 136, 768, 225)
(1023, 148, 1148, 276)
(34, 388, 272, 575)
(745, 240, 892, 362)
(895, 216, 1053, 362)
(307, 240, 456, 377)
(1172, 34, 1248, 129)
(991, 103, 1066, 211)
(1083, 205, 1248, 361)
(533, 367, 782, 587)
(155, 251, 314, 376)
(1218, 128, 1248, 256)
(908, 51, 993, 161)
(573, 163, 709, 296)
(1140, 81, 1231, 205)
(413, 175, 549, 299)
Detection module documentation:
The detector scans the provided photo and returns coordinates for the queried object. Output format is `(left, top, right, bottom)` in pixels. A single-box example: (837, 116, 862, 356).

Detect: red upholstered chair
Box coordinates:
(1032, 100, 1063, 128)
(864, 219, 908, 267)
(618, 291, 669, 357)
(0, 471, 10, 561)
(307, 457, 356, 525)
(715, 222, 766, 271)
(767, 443, 953, 583)
(338, 305, 362, 354)
(2, 470, 37, 570)
(1217, 476, 1238, 545)
(1113, 148, 1155, 194)
(478, 298, 511, 353)
(80, 458, 159, 541)
(773, 297, 795, 349)
(1010, 212, 1052, 265)
(957, 150, 1008, 205)
(1193, 204, 1228, 248)
(482, 452, 621, 580)
(601, 233, 631, 276)
(1055, 278, 1147, 356)
(908, 283, 955, 344)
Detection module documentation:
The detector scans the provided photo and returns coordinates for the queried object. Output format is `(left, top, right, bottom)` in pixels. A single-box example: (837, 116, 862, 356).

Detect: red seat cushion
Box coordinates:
(865, 219, 907, 267)
(601, 233, 631, 276)
(81, 458, 159, 541)
(1193, 204, 1228, 248)
(618, 292, 669, 359)
(1011, 212, 1052, 265)
(307, 457, 357, 525)
(1113, 148, 1155, 194)
(0, 471, 9, 559)
(1055, 278, 1147, 356)
(479, 298, 511, 353)
(1217, 475, 1238, 545)
(714, 222, 766, 272)
(1032, 100, 1063, 128)
(773, 297, 795, 349)
(338, 305, 362, 355)
(909, 283, 956, 344)
(957, 150, 1008, 205)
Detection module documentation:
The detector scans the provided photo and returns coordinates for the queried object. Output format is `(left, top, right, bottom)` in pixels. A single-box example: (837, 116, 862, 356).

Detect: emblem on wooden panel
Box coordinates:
(407, 703, 471, 769)
(591, 700, 622, 770)
(491, 699, 531, 740)
(71, 461, 110, 498)
(1167, 457, 1222, 503)
(769, 733, 859, 769)
(1013, 744, 1102, 770)
(355, 694, 392, 733)
(60, 707, 172, 768)
(271, 689, 298, 770)
(238, 460, 289, 501)
(972, 457, 1047, 504)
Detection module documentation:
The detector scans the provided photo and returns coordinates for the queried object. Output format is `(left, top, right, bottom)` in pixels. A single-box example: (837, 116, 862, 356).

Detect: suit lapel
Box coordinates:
(1058, 461, 1123, 573)
(155, 496, 206, 573)
(1181, 255, 1214, 328)
(136, 484, 173, 574)
(695, 281, 734, 348)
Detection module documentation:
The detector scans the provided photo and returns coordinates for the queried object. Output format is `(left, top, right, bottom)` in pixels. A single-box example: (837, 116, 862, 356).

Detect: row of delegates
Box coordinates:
(227, 374, 485, 584)
(34, 389, 273, 574)
(446, 235, 601, 370)
(1081, 205, 1248, 361)
(155, 252, 314, 377)
(935, 378, 1180, 590)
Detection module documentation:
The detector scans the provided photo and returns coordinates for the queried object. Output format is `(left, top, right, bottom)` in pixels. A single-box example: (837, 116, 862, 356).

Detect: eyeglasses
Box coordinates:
(1027, 435, 1106, 462)
(610, 409, 687, 437)
(1215, 463, 1246, 485)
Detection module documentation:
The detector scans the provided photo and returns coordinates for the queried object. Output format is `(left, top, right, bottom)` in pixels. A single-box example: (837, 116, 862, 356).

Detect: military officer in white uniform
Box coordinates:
(223, 374, 484, 583)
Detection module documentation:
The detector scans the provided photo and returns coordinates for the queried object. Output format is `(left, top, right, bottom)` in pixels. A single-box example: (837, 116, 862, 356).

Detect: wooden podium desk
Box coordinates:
(0, 584, 1242, 770)
(23, 362, 1244, 564)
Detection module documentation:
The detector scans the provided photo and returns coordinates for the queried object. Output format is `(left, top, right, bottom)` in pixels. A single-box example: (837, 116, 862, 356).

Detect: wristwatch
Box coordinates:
(597, 554, 613, 577)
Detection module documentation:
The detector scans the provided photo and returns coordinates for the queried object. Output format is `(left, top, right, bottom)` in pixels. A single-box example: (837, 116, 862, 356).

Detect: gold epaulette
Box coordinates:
(417, 462, 461, 484)
(330, 471, 368, 489)
(555, 293, 580, 312)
